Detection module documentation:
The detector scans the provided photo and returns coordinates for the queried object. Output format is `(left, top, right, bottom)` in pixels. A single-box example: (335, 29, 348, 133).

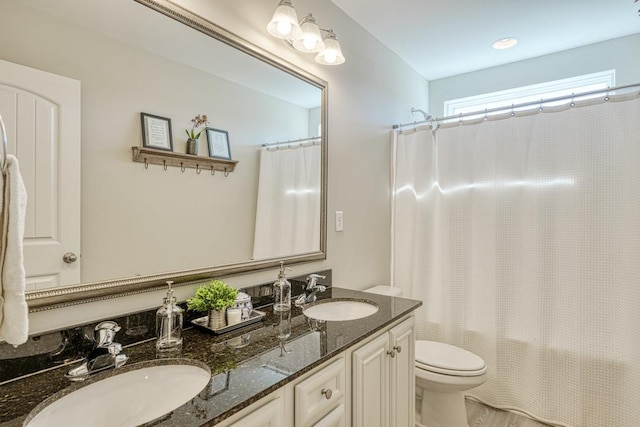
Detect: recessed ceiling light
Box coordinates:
(492, 37, 518, 50)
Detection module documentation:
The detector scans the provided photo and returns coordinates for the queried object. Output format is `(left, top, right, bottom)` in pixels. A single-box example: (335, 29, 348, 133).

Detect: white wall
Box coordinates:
(429, 33, 640, 117)
(25, 0, 429, 333)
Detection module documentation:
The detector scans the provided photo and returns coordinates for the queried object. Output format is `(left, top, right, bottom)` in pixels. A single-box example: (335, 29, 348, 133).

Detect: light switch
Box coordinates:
(335, 211, 344, 232)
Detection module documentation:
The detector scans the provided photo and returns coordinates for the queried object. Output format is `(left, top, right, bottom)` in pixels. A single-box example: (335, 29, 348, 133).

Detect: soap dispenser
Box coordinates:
(273, 261, 292, 312)
(156, 280, 183, 354)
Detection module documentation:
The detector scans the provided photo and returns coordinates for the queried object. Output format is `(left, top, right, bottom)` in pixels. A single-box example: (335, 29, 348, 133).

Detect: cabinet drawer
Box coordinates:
(295, 357, 345, 427)
(313, 403, 345, 427)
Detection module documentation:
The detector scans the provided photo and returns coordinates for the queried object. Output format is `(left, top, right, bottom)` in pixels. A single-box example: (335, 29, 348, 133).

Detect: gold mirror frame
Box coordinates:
(26, 0, 328, 312)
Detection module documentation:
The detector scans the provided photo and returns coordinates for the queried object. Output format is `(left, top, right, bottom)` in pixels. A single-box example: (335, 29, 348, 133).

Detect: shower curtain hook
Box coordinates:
(510, 104, 515, 117)
(459, 113, 463, 123)
(163, 160, 167, 171)
(144, 158, 148, 169)
(180, 162, 185, 173)
(224, 168, 229, 177)
(211, 166, 215, 176)
(196, 164, 201, 174)
(413, 121, 417, 131)
(604, 87, 610, 101)
(538, 99, 544, 112)
(483, 109, 488, 121)
(570, 93, 576, 108)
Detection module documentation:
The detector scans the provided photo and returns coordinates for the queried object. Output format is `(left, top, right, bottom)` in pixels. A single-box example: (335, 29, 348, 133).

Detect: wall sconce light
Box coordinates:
(267, 0, 345, 65)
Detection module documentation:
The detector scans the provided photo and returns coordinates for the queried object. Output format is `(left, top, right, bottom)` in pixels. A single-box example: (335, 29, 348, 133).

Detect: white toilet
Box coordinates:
(364, 285, 487, 427)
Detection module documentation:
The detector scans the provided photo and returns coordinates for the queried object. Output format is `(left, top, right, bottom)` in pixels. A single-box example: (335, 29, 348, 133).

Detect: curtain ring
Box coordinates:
(196, 164, 201, 175)
(211, 166, 215, 176)
(180, 162, 185, 173)
(163, 160, 167, 171)
(224, 168, 229, 177)
(144, 158, 148, 169)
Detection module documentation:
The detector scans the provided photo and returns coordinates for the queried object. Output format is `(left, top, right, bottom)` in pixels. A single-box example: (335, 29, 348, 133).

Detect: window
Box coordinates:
(444, 70, 615, 119)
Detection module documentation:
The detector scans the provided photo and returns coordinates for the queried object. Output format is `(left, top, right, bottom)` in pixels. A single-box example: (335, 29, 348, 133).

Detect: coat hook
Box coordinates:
(211, 166, 215, 176)
(163, 160, 167, 171)
(224, 168, 229, 177)
(180, 162, 185, 173)
(196, 164, 201, 175)
(144, 158, 148, 169)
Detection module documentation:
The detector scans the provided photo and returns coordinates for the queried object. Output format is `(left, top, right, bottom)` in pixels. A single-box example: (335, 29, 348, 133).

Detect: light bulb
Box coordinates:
(323, 51, 337, 64)
(276, 20, 292, 36)
(303, 36, 316, 51)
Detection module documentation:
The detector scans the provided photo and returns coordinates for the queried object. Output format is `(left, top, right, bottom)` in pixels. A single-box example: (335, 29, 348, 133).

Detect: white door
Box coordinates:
(0, 59, 81, 290)
(389, 317, 415, 427)
(352, 333, 390, 427)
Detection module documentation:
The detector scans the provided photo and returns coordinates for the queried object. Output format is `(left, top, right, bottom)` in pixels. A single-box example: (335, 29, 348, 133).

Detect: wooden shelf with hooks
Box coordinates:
(132, 147, 238, 175)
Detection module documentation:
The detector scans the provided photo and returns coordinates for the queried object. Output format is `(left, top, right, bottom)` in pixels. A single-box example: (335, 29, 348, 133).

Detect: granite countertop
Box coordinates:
(0, 287, 421, 427)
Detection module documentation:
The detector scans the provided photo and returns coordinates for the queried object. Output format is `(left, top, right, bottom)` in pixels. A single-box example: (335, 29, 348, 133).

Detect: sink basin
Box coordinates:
(303, 298, 378, 321)
(25, 359, 211, 427)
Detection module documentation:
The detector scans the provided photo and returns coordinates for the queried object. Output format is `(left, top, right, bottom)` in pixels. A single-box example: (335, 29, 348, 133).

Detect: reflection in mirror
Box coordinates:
(0, 0, 326, 307)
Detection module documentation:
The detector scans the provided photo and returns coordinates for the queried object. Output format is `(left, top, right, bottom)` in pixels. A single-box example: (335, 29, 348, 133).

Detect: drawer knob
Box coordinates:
(321, 388, 333, 400)
(393, 345, 402, 353)
(387, 350, 396, 358)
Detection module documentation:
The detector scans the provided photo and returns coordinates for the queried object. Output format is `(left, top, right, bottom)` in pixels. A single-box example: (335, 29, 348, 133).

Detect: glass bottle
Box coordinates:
(273, 262, 291, 312)
(156, 281, 183, 354)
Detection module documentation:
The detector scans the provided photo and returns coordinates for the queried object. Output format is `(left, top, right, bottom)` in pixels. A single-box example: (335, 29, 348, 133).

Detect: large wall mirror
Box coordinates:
(0, 0, 327, 310)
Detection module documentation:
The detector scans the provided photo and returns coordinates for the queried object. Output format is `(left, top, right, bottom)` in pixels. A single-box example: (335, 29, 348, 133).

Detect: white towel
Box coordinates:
(0, 155, 28, 346)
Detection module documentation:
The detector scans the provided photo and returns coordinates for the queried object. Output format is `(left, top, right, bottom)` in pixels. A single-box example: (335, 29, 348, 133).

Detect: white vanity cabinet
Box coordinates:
(351, 316, 415, 427)
(211, 315, 414, 427)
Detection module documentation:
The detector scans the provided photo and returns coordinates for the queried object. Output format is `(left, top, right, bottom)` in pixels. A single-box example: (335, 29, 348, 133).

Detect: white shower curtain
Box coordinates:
(253, 144, 321, 260)
(393, 94, 640, 427)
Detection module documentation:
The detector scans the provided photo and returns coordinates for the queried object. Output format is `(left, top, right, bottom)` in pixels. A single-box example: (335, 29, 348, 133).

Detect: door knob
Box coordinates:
(393, 345, 402, 353)
(63, 252, 78, 263)
(387, 350, 396, 358)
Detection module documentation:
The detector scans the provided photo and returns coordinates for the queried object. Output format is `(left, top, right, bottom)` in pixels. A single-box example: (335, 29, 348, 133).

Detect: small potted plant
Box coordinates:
(187, 279, 238, 329)
(185, 114, 209, 155)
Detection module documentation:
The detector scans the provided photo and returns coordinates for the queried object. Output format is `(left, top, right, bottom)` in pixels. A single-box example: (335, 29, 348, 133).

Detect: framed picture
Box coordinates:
(206, 127, 232, 160)
(140, 113, 173, 151)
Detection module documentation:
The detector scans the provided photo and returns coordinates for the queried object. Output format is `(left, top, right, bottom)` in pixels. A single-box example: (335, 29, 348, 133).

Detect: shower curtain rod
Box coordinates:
(262, 136, 321, 148)
(392, 82, 640, 130)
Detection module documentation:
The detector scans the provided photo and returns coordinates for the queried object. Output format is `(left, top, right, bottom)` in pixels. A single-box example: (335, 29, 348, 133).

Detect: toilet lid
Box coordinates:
(415, 340, 486, 376)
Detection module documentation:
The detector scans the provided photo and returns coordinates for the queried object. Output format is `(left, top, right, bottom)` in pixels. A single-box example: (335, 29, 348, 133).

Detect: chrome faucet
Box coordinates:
(66, 321, 128, 381)
(295, 274, 327, 305)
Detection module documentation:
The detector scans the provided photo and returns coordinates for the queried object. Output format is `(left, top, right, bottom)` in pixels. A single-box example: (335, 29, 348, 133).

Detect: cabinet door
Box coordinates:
(352, 333, 390, 427)
(227, 395, 285, 427)
(295, 357, 345, 427)
(312, 404, 345, 427)
(389, 317, 415, 427)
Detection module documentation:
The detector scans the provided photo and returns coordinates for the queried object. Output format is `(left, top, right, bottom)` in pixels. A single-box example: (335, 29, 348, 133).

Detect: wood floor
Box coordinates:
(465, 399, 554, 427)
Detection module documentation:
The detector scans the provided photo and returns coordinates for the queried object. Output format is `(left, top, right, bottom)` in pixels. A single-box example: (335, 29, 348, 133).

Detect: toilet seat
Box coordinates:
(415, 340, 487, 377)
